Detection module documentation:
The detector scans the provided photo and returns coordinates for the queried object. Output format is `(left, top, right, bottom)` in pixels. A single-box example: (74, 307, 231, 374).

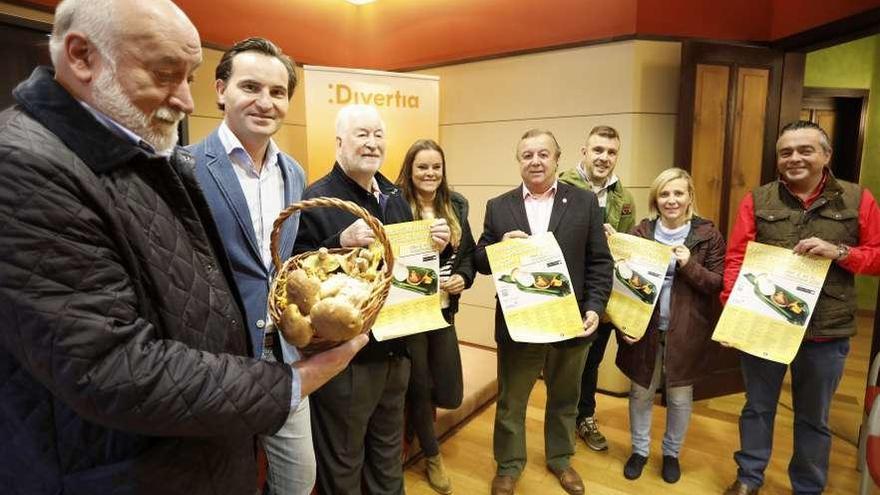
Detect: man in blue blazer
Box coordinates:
(189, 38, 313, 494)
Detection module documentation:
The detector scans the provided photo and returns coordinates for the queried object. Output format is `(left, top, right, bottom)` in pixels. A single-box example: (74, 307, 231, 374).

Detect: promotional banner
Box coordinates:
(712, 241, 831, 364)
(605, 233, 671, 340)
(485, 232, 583, 343)
(303, 65, 440, 184)
(372, 220, 448, 341)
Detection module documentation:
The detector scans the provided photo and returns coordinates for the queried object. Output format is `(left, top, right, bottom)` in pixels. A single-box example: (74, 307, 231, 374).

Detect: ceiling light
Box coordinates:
(346, 0, 376, 5)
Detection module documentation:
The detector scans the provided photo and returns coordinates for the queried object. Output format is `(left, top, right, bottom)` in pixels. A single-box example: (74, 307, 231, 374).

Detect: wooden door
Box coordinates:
(800, 88, 868, 183)
(675, 41, 806, 400)
(676, 42, 805, 236)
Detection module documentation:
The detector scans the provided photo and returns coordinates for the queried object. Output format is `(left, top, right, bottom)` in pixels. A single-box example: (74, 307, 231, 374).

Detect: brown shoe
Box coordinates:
(491, 474, 517, 495)
(549, 466, 585, 495)
(723, 480, 760, 495)
(425, 454, 453, 494)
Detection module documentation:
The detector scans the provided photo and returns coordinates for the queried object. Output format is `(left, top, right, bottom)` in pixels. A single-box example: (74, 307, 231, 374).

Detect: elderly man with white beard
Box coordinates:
(0, 1, 365, 494)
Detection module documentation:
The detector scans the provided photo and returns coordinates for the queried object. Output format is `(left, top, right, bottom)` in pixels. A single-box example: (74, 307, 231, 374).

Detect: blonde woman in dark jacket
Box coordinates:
(613, 168, 726, 484)
(396, 139, 476, 494)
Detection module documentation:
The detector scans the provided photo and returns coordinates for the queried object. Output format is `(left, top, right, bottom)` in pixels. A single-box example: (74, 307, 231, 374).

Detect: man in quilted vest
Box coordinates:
(559, 125, 636, 452)
(721, 121, 880, 495)
(0, 1, 364, 493)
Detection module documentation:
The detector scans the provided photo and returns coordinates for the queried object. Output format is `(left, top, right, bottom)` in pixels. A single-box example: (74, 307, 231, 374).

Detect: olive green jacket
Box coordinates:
(559, 166, 636, 233)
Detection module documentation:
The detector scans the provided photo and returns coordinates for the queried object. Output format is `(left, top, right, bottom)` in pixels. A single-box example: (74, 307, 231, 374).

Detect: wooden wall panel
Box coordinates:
(816, 109, 837, 141)
(689, 64, 730, 226)
(727, 67, 769, 236)
(0, 2, 52, 22)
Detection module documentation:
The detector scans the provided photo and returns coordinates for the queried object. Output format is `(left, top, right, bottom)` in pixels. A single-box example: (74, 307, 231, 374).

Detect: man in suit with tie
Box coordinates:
(475, 129, 614, 495)
(189, 37, 314, 494)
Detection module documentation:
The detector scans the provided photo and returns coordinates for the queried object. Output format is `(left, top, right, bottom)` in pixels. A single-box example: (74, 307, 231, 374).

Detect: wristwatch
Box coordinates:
(836, 243, 850, 261)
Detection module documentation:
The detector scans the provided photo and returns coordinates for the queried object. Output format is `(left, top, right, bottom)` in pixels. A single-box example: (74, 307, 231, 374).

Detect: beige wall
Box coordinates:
(417, 40, 681, 392)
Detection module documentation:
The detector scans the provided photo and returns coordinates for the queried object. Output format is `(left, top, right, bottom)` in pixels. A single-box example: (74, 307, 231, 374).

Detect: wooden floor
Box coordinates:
(404, 315, 874, 494)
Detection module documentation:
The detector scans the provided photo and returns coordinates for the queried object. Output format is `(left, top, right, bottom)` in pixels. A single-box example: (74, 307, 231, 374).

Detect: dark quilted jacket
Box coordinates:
(0, 67, 292, 495)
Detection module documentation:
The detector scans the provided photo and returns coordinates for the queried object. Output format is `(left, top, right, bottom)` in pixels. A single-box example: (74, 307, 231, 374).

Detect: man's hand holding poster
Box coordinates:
(712, 241, 831, 363)
(485, 232, 583, 343)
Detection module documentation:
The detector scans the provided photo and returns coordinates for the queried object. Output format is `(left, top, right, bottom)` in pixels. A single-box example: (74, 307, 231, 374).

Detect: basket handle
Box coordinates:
(270, 197, 395, 274)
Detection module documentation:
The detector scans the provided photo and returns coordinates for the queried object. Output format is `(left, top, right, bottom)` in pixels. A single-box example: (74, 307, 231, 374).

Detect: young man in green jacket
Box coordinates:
(559, 125, 636, 451)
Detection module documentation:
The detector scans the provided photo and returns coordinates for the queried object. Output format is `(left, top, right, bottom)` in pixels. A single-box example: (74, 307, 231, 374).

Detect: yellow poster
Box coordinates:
(605, 233, 671, 340)
(712, 241, 831, 364)
(372, 220, 448, 341)
(303, 65, 439, 184)
(485, 232, 583, 343)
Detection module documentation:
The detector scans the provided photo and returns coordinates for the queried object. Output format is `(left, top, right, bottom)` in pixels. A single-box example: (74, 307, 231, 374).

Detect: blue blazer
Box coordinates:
(188, 129, 306, 360)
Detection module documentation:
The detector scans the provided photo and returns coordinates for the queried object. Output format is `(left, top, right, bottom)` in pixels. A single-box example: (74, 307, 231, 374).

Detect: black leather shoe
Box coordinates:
(623, 453, 648, 480)
(661, 455, 680, 483)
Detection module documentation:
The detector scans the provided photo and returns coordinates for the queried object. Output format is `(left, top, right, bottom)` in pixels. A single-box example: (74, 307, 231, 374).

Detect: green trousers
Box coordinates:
(494, 338, 591, 476)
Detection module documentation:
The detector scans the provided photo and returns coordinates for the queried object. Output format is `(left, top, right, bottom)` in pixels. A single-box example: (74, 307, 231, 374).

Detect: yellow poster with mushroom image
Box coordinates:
(485, 232, 584, 343)
(712, 241, 831, 364)
(605, 233, 673, 340)
(371, 219, 449, 341)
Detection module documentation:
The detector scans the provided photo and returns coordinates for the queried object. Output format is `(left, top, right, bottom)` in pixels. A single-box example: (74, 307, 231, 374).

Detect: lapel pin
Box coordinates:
(562, 198, 567, 204)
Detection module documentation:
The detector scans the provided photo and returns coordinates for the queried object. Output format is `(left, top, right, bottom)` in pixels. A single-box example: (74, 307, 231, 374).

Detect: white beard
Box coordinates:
(92, 66, 184, 154)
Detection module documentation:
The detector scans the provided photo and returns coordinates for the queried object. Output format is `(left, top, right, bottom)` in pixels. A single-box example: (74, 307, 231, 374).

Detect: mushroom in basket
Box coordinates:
(279, 247, 378, 347)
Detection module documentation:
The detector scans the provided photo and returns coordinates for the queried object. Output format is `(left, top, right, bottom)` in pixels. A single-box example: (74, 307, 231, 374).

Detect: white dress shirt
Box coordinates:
(522, 180, 558, 234)
(217, 121, 285, 269)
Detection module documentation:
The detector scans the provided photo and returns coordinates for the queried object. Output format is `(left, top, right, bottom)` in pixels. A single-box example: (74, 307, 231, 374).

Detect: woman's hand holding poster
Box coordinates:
(712, 241, 831, 364)
(485, 232, 583, 343)
(372, 219, 449, 341)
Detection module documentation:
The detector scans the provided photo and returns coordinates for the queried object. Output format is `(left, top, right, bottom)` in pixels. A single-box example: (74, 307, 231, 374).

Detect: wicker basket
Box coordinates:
(267, 197, 395, 355)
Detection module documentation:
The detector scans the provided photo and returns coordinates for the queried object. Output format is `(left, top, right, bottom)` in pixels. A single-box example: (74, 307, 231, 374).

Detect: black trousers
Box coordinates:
(576, 321, 614, 421)
(405, 311, 463, 457)
(311, 356, 410, 495)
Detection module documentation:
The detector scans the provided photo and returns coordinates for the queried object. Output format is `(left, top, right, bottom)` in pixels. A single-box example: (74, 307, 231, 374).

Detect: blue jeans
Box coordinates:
(629, 341, 693, 457)
(261, 397, 316, 495)
(734, 338, 850, 494)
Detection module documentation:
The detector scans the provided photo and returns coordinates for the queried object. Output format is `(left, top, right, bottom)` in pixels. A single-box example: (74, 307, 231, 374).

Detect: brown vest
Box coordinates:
(752, 173, 862, 338)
